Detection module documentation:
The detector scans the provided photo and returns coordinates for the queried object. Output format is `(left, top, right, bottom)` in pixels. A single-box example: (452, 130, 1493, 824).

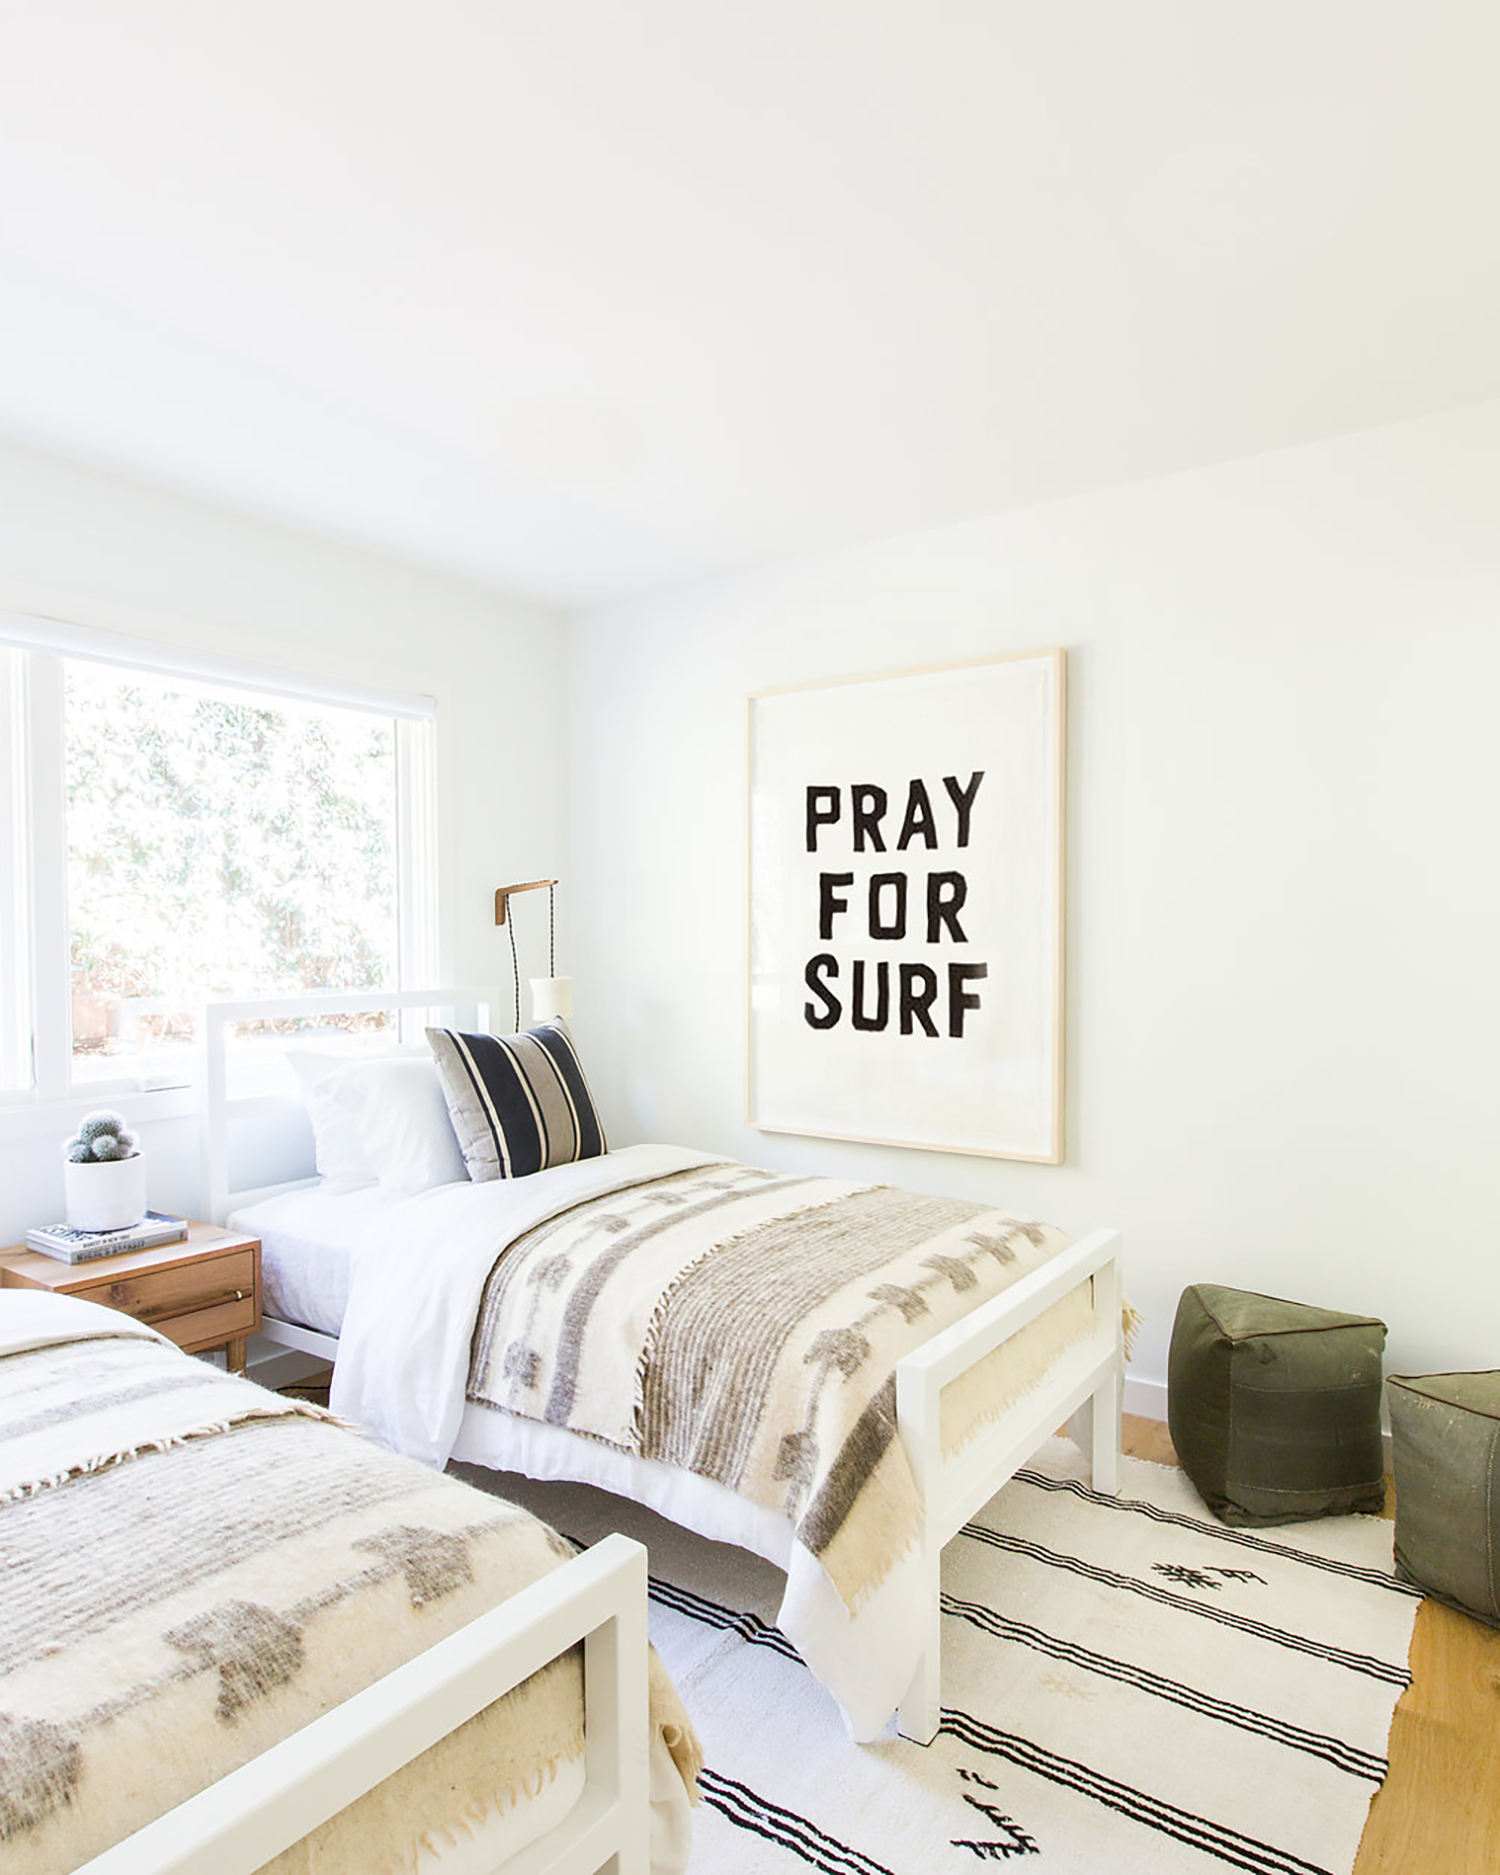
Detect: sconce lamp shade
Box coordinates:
(530, 977, 574, 1023)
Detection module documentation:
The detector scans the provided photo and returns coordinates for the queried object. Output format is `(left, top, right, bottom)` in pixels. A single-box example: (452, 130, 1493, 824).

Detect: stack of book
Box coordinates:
(24, 1212, 190, 1264)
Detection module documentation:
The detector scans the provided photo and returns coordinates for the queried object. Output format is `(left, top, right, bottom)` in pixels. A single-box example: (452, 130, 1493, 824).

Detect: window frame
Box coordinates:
(0, 648, 36, 1094)
(0, 611, 440, 1118)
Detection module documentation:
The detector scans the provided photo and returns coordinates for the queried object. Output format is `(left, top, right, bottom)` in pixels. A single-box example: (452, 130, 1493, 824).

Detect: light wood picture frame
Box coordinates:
(747, 649, 1066, 1162)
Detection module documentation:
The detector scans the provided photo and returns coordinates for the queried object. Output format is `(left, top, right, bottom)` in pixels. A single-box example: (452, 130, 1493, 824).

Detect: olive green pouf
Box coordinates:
(1167, 1284, 1388, 1527)
(1388, 1371, 1500, 1629)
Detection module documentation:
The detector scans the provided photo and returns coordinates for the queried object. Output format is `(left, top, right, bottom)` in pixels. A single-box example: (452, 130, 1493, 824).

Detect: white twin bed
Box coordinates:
(3, 1288, 693, 1875)
(206, 987, 1125, 1756)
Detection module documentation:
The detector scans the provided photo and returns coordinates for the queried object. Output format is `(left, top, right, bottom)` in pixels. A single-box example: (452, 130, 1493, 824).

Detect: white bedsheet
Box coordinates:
(234, 1180, 388, 1335)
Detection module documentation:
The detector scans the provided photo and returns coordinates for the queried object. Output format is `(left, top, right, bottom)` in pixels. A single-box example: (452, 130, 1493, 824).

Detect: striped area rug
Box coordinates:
(487, 1438, 1419, 1875)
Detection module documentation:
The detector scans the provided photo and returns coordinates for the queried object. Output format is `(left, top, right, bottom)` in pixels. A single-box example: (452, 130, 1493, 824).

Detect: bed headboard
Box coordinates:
(200, 987, 498, 1224)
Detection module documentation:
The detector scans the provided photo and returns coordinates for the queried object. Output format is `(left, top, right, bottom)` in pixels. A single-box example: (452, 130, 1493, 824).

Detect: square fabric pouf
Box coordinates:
(1388, 1371, 1500, 1628)
(1168, 1284, 1388, 1527)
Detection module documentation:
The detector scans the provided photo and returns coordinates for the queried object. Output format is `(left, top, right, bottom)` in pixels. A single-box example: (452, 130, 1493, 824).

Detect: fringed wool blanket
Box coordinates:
(0, 1289, 332, 1505)
(0, 1295, 698, 1874)
(466, 1160, 1090, 1614)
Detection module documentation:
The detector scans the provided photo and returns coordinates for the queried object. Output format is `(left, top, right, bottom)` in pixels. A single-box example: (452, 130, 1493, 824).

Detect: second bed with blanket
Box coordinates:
(0, 1289, 698, 1874)
(235, 1144, 1123, 1739)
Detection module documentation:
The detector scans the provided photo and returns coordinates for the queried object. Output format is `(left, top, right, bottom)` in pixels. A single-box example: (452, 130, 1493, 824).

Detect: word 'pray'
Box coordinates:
(806, 773, 984, 853)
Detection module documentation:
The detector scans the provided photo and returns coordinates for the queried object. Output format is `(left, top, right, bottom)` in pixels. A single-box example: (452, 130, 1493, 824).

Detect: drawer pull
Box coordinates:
(139, 1290, 251, 1324)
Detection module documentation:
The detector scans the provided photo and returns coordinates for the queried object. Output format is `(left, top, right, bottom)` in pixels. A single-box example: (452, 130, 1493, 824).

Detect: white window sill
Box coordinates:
(0, 1083, 198, 1140)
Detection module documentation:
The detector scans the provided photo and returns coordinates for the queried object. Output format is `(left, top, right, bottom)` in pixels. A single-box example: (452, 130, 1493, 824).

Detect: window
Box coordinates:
(1, 617, 438, 1104)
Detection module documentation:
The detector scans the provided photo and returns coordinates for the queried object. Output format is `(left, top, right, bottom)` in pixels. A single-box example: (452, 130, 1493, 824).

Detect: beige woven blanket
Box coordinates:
(0, 1325, 696, 1874)
(0, 1296, 336, 1504)
(468, 1162, 1087, 1609)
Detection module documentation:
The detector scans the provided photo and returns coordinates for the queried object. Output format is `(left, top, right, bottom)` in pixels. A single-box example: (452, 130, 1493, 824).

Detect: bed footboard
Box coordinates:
(895, 1227, 1123, 1745)
(73, 1533, 653, 1875)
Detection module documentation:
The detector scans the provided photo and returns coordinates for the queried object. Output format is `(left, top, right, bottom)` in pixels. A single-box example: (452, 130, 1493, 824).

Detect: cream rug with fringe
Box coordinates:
(487, 1437, 1419, 1875)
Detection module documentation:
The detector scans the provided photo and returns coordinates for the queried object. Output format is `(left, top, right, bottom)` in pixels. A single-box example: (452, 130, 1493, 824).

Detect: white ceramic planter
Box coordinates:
(64, 1154, 148, 1232)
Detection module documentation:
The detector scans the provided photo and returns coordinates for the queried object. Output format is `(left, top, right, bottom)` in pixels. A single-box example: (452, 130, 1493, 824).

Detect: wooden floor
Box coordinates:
(1120, 1415, 1500, 1875)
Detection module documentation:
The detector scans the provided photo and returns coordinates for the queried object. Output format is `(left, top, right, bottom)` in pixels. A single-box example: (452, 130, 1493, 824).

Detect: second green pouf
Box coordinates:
(1388, 1370, 1500, 1628)
(1168, 1284, 1388, 1527)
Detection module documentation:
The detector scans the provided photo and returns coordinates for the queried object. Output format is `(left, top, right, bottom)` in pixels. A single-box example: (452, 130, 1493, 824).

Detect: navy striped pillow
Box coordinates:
(426, 1020, 607, 1181)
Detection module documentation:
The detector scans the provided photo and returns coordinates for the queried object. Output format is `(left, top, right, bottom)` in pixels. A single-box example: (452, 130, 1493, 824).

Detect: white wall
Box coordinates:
(0, 438, 566, 1242)
(567, 399, 1500, 1404)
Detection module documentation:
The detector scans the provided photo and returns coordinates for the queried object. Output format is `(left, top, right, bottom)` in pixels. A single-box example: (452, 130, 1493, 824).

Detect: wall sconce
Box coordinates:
(494, 878, 573, 1029)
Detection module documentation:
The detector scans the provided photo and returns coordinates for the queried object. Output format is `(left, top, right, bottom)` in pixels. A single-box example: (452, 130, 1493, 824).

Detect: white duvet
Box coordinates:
(329, 1144, 719, 1461)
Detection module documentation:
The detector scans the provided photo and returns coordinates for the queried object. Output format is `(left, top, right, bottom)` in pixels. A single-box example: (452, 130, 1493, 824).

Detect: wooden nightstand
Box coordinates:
(0, 1223, 261, 1372)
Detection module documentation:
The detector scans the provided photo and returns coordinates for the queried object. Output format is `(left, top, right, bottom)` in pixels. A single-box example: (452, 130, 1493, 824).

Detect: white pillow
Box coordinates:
(287, 1052, 468, 1196)
(356, 1056, 470, 1196)
(287, 1050, 377, 1189)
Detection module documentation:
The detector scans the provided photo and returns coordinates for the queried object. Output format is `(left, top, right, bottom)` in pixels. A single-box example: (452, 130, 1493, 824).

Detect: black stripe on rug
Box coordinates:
(647, 1576, 803, 1661)
(559, 1536, 805, 1665)
(939, 1710, 1335, 1875)
(960, 1525, 1410, 1686)
(942, 1594, 1387, 1782)
(700, 1768, 896, 1875)
(1012, 1470, 1422, 1599)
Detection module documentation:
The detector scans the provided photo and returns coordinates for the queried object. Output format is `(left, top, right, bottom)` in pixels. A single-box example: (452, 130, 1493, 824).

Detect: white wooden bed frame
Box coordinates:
(76, 1531, 652, 1875)
(202, 987, 1123, 1750)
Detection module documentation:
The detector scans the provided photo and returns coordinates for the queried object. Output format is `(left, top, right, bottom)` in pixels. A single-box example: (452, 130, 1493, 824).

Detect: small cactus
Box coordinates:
(64, 1110, 138, 1162)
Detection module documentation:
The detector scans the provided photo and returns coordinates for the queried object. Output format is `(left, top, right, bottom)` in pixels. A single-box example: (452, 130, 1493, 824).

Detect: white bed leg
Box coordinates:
(1090, 1368, 1121, 1496)
(897, 1536, 943, 1747)
(1068, 1370, 1121, 1494)
(1067, 1395, 1093, 1468)
(895, 1334, 943, 1748)
(1088, 1253, 1124, 1498)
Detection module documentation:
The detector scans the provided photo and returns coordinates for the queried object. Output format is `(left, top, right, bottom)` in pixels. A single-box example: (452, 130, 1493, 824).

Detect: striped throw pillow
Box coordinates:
(426, 1020, 607, 1180)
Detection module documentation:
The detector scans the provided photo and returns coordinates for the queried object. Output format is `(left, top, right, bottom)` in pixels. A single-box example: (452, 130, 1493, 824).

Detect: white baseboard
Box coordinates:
(1123, 1373, 1167, 1423)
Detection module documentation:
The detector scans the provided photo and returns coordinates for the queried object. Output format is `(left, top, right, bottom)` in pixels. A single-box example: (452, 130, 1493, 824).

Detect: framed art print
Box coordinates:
(747, 649, 1065, 1162)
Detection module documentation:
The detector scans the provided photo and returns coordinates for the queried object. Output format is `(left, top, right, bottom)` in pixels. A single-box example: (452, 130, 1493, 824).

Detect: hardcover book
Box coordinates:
(24, 1211, 190, 1264)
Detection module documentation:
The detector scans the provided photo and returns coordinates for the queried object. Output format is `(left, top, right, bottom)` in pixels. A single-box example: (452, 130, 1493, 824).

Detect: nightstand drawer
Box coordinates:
(157, 1291, 259, 1353)
(92, 1249, 257, 1330)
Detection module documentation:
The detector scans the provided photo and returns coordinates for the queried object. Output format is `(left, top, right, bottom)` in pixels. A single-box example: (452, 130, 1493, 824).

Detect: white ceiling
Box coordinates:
(1, 2, 1497, 609)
